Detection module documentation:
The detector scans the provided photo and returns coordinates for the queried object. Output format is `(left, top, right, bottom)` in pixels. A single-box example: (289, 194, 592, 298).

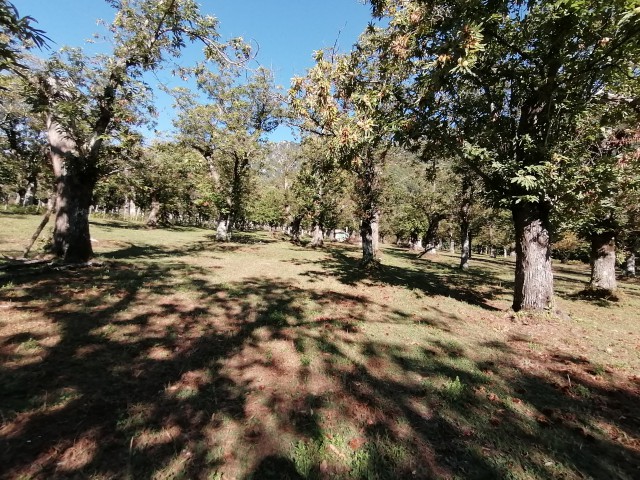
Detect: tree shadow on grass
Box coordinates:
(0, 240, 638, 479)
(305, 244, 507, 311)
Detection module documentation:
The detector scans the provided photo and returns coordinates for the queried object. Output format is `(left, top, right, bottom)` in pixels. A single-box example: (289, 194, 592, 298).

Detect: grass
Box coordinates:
(1, 213, 639, 479)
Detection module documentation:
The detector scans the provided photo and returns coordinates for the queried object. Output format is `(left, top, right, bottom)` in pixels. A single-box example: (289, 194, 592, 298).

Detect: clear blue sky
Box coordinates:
(13, 0, 374, 142)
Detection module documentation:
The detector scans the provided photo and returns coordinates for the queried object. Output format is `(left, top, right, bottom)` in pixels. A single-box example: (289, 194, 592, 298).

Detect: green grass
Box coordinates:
(1, 212, 639, 480)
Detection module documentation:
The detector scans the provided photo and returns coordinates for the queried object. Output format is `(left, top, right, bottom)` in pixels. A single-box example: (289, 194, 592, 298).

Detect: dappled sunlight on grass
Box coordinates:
(1, 213, 639, 479)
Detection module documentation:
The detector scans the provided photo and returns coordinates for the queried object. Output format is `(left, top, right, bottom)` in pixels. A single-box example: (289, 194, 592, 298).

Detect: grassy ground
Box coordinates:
(1, 212, 639, 480)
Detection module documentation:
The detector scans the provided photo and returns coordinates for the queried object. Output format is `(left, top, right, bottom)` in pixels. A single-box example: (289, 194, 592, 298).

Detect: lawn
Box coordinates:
(1, 213, 639, 479)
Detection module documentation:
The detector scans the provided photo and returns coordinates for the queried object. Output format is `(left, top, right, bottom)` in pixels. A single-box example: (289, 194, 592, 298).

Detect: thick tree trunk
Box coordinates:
(310, 222, 324, 247)
(625, 253, 636, 277)
(361, 217, 375, 266)
(48, 119, 96, 264)
(409, 231, 422, 251)
(52, 173, 95, 263)
(460, 223, 470, 270)
(512, 202, 554, 311)
(146, 199, 160, 227)
(458, 177, 473, 270)
(590, 231, 617, 292)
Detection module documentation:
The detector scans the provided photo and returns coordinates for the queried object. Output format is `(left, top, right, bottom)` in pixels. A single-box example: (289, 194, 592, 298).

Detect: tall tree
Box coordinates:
(173, 67, 282, 240)
(29, 0, 246, 263)
(360, 0, 640, 310)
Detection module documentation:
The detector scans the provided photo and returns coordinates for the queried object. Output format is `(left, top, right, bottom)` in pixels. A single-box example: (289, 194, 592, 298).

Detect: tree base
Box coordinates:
(574, 287, 620, 302)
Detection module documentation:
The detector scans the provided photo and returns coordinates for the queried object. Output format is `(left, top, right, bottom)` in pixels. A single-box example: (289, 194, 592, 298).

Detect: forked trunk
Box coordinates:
(512, 202, 554, 311)
(590, 231, 617, 292)
(423, 214, 444, 255)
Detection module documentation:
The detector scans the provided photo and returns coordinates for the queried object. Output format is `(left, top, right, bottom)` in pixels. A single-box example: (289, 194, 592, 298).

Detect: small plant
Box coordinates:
(300, 355, 312, 367)
(19, 337, 39, 351)
(265, 348, 274, 364)
(442, 376, 465, 401)
(573, 384, 591, 399)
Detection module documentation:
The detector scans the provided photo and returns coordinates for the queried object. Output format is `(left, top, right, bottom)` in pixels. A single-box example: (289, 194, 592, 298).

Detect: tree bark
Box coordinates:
(512, 202, 554, 311)
(459, 202, 471, 270)
(371, 210, 380, 256)
(290, 215, 302, 244)
(310, 222, 324, 247)
(48, 117, 96, 264)
(361, 216, 375, 266)
(216, 216, 229, 241)
(409, 230, 422, 251)
(423, 214, 444, 255)
(146, 199, 161, 227)
(625, 252, 636, 277)
(590, 231, 617, 292)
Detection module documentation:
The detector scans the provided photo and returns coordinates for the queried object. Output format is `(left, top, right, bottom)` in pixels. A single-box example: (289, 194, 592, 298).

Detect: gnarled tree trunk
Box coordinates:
(48, 117, 96, 264)
(590, 231, 617, 292)
(512, 201, 554, 311)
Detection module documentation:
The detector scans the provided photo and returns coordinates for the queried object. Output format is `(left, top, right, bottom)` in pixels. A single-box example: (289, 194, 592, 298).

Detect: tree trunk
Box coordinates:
(52, 174, 95, 263)
(216, 216, 229, 241)
(310, 222, 324, 247)
(590, 231, 617, 292)
(625, 253, 636, 277)
(146, 199, 161, 227)
(458, 176, 473, 270)
(290, 215, 302, 244)
(422, 214, 444, 255)
(48, 118, 96, 264)
(409, 230, 422, 251)
(512, 202, 554, 311)
(361, 216, 375, 266)
(460, 221, 470, 270)
(371, 210, 380, 257)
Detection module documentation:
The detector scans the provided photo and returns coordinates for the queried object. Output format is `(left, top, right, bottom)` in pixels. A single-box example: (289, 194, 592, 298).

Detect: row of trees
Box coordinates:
(1, 0, 639, 313)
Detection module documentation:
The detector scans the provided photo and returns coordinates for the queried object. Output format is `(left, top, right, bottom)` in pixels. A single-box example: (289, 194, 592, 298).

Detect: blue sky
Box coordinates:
(13, 0, 374, 142)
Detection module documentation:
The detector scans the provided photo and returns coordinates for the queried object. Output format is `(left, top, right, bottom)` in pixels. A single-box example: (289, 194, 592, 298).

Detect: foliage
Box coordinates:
(0, 0, 48, 73)
(173, 66, 284, 228)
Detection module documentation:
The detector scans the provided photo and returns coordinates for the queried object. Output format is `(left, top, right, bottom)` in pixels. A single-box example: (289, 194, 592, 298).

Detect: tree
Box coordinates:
(173, 67, 282, 240)
(0, 74, 49, 206)
(361, 0, 640, 310)
(288, 137, 350, 247)
(556, 111, 640, 294)
(28, 0, 247, 263)
(290, 47, 396, 265)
